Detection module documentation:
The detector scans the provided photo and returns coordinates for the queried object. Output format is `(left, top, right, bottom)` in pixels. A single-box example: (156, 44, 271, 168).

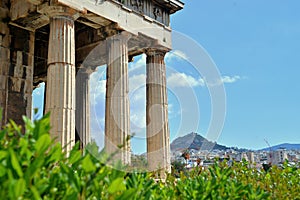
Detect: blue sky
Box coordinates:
(33, 0, 300, 153)
(171, 0, 300, 150)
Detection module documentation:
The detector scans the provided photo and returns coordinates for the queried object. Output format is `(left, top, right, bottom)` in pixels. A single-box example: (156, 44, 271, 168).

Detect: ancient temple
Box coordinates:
(0, 0, 183, 174)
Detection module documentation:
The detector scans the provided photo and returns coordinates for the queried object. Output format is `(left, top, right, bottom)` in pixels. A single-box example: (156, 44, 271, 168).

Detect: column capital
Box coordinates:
(77, 65, 94, 76)
(38, 5, 80, 20)
(97, 23, 124, 39)
(106, 31, 132, 44)
(145, 48, 168, 57)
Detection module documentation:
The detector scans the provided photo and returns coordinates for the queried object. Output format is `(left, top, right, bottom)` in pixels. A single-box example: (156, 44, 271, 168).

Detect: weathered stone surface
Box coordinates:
(105, 33, 131, 165)
(146, 49, 170, 177)
(45, 12, 76, 153)
(0, 9, 34, 126)
(10, 0, 36, 21)
(6, 92, 27, 123)
(0, 75, 7, 90)
(0, 6, 9, 127)
(0, 47, 10, 65)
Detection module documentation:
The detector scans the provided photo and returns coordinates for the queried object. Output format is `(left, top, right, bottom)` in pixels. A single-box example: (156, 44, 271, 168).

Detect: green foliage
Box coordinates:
(0, 114, 299, 199)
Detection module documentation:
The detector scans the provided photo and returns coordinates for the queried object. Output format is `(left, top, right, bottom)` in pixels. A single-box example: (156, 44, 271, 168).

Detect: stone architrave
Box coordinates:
(105, 33, 131, 165)
(44, 7, 77, 153)
(146, 49, 170, 177)
(76, 66, 92, 149)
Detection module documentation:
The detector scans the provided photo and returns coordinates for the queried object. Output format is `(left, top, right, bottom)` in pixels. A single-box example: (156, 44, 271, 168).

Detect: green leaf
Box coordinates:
(81, 154, 96, 173)
(69, 150, 81, 165)
(46, 143, 62, 164)
(107, 177, 126, 194)
(30, 185, 41, 200)
(35, 134, 51, 153)
(19, 137, 29, 157)
(23, 115, 34, 131)
(0, 165, 7, 177)
(9, 149, 23, 177)
(33, 112, 51, 139)
(9, 120, 21, 135)
(69, 143, 82, 165)
(24, 155, 45, 185)
(116, 188, 137, 200)
(14, 178, 26, 198)
(9, 179, 17, 199)
(0, 150, 7, 160)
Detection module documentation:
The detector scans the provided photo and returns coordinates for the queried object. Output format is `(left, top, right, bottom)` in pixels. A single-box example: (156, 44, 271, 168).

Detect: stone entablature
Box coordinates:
(9, 0, 183, 49)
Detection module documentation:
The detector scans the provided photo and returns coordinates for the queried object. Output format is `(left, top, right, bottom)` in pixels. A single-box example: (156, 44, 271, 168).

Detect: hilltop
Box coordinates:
(170, 133, 300, 153)
(170, 132, 229, 152)
(260, 143, 300, 151)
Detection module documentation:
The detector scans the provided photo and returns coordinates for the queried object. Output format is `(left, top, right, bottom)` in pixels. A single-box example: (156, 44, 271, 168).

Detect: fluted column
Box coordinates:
(105, 33, 131, 165)
(45, 8, 76, 153)
(76, 67, 92, 149)
(146, 49, 170, 177)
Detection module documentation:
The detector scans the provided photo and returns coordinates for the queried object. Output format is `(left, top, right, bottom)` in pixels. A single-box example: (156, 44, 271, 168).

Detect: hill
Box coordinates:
(260, 143, 300, 151)
(170, 132, 228, 152)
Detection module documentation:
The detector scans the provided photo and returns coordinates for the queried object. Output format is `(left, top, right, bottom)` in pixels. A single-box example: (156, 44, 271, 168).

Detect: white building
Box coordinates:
(268, 149, 288, 165)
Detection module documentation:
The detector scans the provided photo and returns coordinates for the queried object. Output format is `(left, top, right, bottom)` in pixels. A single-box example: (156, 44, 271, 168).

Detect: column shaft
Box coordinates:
(146, 50, 170, 177)
(105, 34, 131, 165)
(45, 15, 75, 153)
(76, 68, 91, 149)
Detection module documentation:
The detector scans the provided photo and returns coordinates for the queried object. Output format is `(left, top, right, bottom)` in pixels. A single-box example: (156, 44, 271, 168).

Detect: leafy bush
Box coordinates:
(0, 113, 299, 199)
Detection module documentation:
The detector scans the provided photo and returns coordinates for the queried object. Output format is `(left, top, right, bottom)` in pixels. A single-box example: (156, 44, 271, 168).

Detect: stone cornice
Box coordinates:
(153, 0, 184, 14)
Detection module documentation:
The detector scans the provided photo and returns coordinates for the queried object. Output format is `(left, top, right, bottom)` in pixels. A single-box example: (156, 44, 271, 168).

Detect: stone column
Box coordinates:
(76, 67, 92, 149)
(146, 49, 170, 177)
(44, 7, 76, 153)
(105, 33, 131, 165)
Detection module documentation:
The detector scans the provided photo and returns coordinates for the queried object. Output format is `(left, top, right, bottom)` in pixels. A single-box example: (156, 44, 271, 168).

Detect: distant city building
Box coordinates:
(171, 145, 299, 168)
(268, 149, 288, 165)
(246, 152, 255, 163)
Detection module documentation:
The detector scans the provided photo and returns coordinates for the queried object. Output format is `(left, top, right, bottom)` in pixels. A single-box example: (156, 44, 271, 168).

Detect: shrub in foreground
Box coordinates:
(0, 114, 299, 199)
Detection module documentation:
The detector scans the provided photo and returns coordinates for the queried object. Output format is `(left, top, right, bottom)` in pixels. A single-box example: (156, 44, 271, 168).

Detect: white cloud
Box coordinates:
(173, 50, 189, 60)
(166, 50, 189, 62)
(129, 74, 146, 131)
(206, 75, 242, 87)
(168, 103, 181, 119)
(167, 72, 205, 88)
(129, 74, 146, 92)
(89, 66, 106, 105)
(130, 113, 146, 129)
(167, 72, 243, 88)
(129, 54, 146, 70)
(221, 75, 241, 83)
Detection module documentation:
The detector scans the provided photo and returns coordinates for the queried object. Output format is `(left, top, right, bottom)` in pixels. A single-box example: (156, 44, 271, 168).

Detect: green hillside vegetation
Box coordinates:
(0, 112, 299, 199)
